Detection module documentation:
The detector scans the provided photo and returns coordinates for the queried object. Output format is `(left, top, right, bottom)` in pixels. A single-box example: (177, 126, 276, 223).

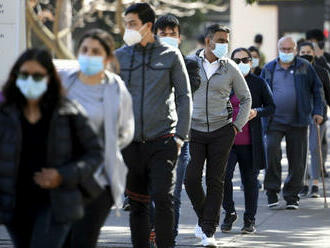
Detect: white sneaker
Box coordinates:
(194, 224, 203, 239)
(201, 233, 217, 247)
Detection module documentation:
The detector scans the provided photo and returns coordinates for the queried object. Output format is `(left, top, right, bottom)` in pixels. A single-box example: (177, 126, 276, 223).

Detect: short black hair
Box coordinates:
(298, 41, 314, 52)
(204, 24, 230, 39)
(306, 29, 325, 41)
(154, 14, 180, 35)
(125, 3, 156, 26)
(197, 34, 205, 45)
(231, 47, 252, 59)
(248, 46, 260, 57)
(254, 34, 263, 44)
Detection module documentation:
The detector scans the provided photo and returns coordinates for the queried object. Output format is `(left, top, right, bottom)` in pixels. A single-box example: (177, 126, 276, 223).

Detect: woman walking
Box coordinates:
(0, 48, 103, 248)
(221, 48, 275, 234)
(59, 29, 134, 248)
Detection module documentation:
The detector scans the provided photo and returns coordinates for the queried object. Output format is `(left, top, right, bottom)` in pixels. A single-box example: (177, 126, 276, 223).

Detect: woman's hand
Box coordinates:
(34, 168, 63, 189)
(249, 109, 257, 120)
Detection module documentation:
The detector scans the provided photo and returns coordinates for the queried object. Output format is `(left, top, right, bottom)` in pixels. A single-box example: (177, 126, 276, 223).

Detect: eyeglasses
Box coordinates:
(17, 72, 47, 82)
(233, 57, 251, 64)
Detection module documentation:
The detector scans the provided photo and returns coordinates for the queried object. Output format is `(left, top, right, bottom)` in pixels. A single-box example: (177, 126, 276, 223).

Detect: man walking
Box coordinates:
(116, 3, 192, 248)
(261, 37, 324, 210)
(184, 24, 251, 247)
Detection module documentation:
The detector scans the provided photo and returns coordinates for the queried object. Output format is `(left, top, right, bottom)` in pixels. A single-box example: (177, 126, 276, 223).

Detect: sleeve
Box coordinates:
(118, 82, 135, 149)
(171, 51, 193, 141)
(320, 69, 330, 106)
(231, 63, 252, 131)
(184, 58, 201, 93)
(57, 103, 104, 188)
(310, 64, 325, 116)
(255, 78, 276, 118)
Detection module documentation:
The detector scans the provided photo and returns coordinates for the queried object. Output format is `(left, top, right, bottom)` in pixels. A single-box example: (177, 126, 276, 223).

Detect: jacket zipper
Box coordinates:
(141, 48, 146, 141)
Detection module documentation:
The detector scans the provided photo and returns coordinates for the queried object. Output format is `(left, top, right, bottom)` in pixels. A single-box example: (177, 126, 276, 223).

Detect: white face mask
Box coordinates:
(252, 58, 259, 68)
(123, 29, 143, 46)
(238, 62, 251, 76)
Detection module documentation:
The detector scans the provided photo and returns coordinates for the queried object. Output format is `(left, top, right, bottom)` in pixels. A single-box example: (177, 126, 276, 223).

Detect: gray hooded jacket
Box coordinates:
(115, 38, 192, 141)
(188, 50, 251, 132)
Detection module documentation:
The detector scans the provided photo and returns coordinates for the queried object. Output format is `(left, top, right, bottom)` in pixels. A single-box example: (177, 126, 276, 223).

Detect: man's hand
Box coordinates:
(233, 125, 238, 135)
(34, 168, 63, 189)
(249, 109, 258, 120)
(173, 136, 183, 156)
(313, 114, 324, 125)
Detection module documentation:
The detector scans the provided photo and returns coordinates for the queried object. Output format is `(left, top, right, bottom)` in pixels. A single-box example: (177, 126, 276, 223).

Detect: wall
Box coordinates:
(230, 0, 278, 63)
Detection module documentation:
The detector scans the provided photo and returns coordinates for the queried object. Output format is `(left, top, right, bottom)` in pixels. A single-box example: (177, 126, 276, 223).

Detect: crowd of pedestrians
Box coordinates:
(0, 2, 329, 248)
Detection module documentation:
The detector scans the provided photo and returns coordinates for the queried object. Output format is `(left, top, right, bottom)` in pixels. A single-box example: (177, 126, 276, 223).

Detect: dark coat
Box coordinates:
(261, 57, 324, 129)
(184, 57, 201, 93)
(245, 73, 275, 170)
(0, 99, 103, 224)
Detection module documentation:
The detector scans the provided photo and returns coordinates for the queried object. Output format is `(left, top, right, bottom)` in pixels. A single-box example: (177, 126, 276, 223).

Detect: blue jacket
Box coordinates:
(260, 57, 324, 128)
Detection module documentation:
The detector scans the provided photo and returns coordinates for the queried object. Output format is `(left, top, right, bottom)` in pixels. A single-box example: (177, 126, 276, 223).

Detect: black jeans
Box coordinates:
(6, 204, 71, 248)
(184, 124, 235, 236)
(223, 145, 259, 222)
(122, 137, 178, 248)
(264, 122, 308, 202)
(63, 187, 113, 248)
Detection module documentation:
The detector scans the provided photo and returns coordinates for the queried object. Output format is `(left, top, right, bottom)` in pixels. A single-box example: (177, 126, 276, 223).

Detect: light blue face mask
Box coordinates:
(238, 62, 251, 76)
(78, 55, 104, 76)
(252, 58, 259, 68)
(212, 43, 228, 59)
(159, 37, 179, 48)
(279, 51, 295, 63)
(16, 76, 48, 100)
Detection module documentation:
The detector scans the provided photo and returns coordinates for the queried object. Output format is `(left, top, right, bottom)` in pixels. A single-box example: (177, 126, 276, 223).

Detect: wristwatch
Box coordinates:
(173, 136, 184, 147)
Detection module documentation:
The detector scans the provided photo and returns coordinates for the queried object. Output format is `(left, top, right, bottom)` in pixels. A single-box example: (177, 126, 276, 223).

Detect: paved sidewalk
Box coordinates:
(1, 144, 330, 247)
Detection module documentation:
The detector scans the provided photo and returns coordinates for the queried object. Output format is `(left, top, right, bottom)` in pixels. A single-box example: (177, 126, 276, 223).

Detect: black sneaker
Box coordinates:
(299, 185, 309, 198)
(122, 196, 130, 211)
(286, 201, 299, 210)
(221, 212, 238, 233)
(241, 220, 256, 234)
(310, 185, 320, 198)
(267, 192, 280, 209)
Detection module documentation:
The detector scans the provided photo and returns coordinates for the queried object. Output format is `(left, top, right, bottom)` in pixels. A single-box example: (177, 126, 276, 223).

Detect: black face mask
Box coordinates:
(318, 41, 325, 50)
(300, 54, 314, 63)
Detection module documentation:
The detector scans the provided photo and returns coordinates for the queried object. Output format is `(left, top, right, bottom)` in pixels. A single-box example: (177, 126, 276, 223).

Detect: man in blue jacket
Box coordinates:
(261, 36, 324, 210)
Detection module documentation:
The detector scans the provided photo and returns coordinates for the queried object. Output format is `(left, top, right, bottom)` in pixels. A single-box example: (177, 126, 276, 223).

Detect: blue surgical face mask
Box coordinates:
(16, 76, 48, 100)
(160, 37, 179, 48)
(238, 62, 251, 76)
(252, 58, 259, 68)
(212, 43, 228, 59)
(78, 55, 104, 76)
(279, 51, 295, 63)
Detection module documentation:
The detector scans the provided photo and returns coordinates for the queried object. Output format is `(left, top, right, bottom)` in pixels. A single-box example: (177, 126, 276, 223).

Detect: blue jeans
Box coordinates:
(173, 142, 190, 237)
(223, 145, 259, 222)
(6, 204, 71, 248)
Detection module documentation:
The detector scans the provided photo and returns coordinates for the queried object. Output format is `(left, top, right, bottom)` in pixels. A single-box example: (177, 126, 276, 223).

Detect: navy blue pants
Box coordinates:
(222, 145, 259, 222)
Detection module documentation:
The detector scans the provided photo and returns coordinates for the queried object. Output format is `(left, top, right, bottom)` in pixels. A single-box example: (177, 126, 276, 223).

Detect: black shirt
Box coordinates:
(16, 114, 51, 209)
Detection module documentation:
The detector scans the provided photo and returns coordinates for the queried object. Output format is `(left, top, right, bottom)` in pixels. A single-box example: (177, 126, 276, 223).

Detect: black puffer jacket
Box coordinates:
(0, 99, 103, 224)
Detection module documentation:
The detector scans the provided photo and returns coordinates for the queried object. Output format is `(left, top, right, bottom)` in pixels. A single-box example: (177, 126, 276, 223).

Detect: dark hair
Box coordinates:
(254, 34, 263, 44)
(298, 41, 314, 52)
(125, 3, 156, 26)
(306, 29, 325, 41)
(204, 24, 230, 39)
(154, 14, 180, 35)
(2, 48, 64, 112)
(76, 29, 115, 58)
(197, 34, 205, 45)
(248, 46, 260, 57)
(231, 47, 252, 59)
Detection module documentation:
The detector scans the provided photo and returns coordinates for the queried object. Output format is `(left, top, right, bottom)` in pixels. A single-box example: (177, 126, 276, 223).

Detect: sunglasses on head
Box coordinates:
(233, 57, 251, 64)
(17, 72, 47, 82)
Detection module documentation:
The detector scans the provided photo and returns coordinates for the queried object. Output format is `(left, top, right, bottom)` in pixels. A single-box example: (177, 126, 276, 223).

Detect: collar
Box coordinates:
(199, 50, 220, 64)
(276, 57, 296, 71)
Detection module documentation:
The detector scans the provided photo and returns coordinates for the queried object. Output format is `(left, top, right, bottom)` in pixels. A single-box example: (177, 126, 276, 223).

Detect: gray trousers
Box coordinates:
(307, 122, 327, 181)
(264, 122, 308, 202)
